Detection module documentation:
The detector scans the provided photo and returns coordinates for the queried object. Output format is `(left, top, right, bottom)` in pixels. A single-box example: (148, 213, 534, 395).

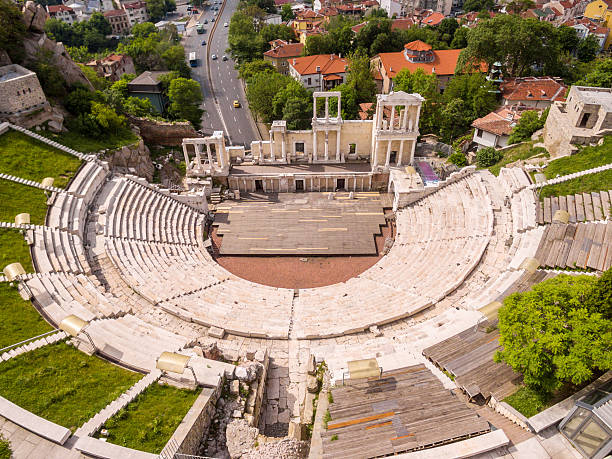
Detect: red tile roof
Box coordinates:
(378, 47, 462, 78)
(422, 11, 444, 26)
(274, 0, 290, 4)
(103, 8, 126, 16)
(48, 4, 74, 13)
(289, 54, 348, 76)
(263, 41, 305, 58)
(123, 1, 146, 9)
(564, 17, 610, 35)
(472, 106, 524, 136)
(404, 40, 432, 51)
(500, 77, 567, 103)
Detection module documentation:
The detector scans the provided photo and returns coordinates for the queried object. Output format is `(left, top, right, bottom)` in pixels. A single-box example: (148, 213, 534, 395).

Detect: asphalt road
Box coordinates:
(182, 1, 260, 147)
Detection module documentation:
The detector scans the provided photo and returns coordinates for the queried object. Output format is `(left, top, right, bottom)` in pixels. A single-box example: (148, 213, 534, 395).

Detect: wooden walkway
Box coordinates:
(534, 221, 611, 271)
(423, 326, 521, 403)
(536, 190, 611, 224)
(321, 365, 490, 458)
(213, 192, 387, 255)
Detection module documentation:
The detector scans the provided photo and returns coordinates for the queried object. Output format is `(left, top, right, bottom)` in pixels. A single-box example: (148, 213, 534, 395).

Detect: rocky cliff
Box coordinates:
(103, 140, 155, 181)
(21, 1, 93, 89)
(130, 117, 200, 146)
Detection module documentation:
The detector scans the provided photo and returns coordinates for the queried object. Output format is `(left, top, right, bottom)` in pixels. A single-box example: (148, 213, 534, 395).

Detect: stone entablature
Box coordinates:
(0, 64, 48, 116)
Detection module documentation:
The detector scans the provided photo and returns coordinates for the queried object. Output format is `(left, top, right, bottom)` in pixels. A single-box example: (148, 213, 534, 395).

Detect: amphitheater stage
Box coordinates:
(212, 192, 389, 255)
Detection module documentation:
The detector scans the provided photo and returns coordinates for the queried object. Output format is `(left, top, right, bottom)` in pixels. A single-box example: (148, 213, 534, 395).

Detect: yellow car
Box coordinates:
(233, 100, 240, 108)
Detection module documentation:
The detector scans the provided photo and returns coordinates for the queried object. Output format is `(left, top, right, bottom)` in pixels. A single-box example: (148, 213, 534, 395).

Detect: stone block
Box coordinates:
(307, 375, 319, 394)
(230, 380, 240, 396)
(267, 378, 280, 400)
(303, 392, 315, 424)
(307, 354, 316, 376)
(265, 404, 278, 425)
(278, 409, 291, 424)
(208, 326, 225, 339)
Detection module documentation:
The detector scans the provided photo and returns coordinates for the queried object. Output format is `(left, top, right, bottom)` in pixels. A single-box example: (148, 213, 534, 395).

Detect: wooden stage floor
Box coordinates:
(213, 192, 389, 255)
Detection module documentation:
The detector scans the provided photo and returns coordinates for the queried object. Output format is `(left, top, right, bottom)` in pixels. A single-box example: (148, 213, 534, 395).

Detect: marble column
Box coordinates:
(389, 105, 395, 130)
(324, 131, 329, 161)
(385, 140, 392, 168)
(269, 130, 275, 161)
(410, 139, 417, 165)
(335, 129, 341, 161)
(313, 131, 318, 162)
(398, 140, 405, 166)
(182, 143, 190, 167)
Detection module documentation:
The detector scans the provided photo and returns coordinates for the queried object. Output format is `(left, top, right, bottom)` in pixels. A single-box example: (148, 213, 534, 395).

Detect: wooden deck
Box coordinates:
(534, 221, 611, 271)
(321, 365, 490, 458)
(213, 192, 388, 255)
(423, 327, 521, 402)
(537, 190, 611, 224)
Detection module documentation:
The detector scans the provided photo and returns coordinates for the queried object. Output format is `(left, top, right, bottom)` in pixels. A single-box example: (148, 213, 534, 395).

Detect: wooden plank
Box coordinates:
(601, 191, 611, 220)
(566, 223, 584, 268)
(551, 196, 560, 216)
(536, 201, 544, 225)
(583, 193, 594, 221)
(577, 223, 596, 269)
(587, 223, 605, 270)
(566, 194, 577, 223)
(575, 193, 585, 222)
(543, 197, 552, 223)
(559, 195, 568, 213)
(592, 192, 603, 221)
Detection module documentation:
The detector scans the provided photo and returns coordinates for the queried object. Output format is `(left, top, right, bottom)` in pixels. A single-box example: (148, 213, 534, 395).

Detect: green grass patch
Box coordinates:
(0, 228, 33, 272)
(0, 341, 142, 431)
(487, 141, 548, 176)
(99, 382, 200, 454)
(0, 282, 52, 349)
(542, 136, 612, 180)
(539, 169, 612, 200)
(0, 131, 82, 188)
(0, 180, 48, 225)
(0, 434, 11, 459)
(503, 386, 554, 418)
(40, 128, 139, 154)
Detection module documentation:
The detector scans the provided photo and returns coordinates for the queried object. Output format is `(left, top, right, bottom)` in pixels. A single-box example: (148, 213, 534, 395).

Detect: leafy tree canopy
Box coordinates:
(575, 58, 612, 88)
(167, 77, 203, 128)
(508, 109, 548, 144)
(495, 273, 612, 393)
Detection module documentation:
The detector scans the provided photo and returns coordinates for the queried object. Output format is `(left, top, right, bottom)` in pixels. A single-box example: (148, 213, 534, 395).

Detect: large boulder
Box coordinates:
(22, 1, 47, 34)
(226, 419, 259, 458)
(106, 140, 155, 181)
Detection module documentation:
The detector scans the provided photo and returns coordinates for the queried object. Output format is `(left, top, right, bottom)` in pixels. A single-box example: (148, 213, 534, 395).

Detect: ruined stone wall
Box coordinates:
(130, 117, 199, 146)
(104, 140, 155, 181)
(0, 65, 47, 114)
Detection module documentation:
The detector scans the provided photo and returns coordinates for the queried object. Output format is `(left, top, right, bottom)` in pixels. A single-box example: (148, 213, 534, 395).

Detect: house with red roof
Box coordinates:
(351, 17, 415, 34)
(500, 77, 567, 109)
(371, 40, 476, 93)
(563, 17, 610, 50)
(103, 9, 130, 34)
(263, 40, 305, 75)
(457, 10, 495, 28)
(46, 4, 77, 24)
(421, 11, 445, 26)
(289, 54, 348, 90)
(122, 0, 148, 26)
(85, 53, 135, 82)
(471, 106, 526, 150)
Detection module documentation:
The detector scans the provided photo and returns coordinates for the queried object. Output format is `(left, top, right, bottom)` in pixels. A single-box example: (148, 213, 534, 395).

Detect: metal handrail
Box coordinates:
(0, 329, 60, 354)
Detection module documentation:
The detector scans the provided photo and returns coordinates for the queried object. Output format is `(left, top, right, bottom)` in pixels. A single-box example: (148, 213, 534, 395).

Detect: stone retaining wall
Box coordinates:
(130, 117, 199, 146)
(166, 379, 223, 456)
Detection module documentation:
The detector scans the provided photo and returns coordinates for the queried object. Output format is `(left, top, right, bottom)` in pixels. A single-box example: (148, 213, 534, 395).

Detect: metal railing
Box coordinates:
(0, 329, 60, 354)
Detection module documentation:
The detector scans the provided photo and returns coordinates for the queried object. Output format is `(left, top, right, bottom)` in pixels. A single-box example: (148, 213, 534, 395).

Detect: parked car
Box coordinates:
(201, 40, 206, 45)
(224, 22, 228, 27)
(222, 55, 228, 61)
(211, 54, 217, 60)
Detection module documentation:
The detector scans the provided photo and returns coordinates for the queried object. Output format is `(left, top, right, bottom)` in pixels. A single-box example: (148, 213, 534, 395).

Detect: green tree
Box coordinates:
(228, 11, 261, 63)
(0, 0, 26, 63)
(162, 45, 191, 77)
(304, 34, 335, 55)
(259, 24, 296, 48)
(64, 87, 98, 115)
(577, 35, 600, 63)
(272, 80, 310, 119)
(508, 109, 548, 144)
(132, 22, 157, 37)
(443, 73, 497, 121)
(238, 60, 276, 80)
(393, 68, 441, 134)
(91, 101, 127, 135)
(457, 15, 561, 77)
(167, 78, 204, 128)
(123, 96, 157, 117)
(475, 146, 502, 167)
(282, 97, 312, 129)
(505, 0, 535, 14)
(450, 26, 469, 49)
(557, 25, 580, 53)
(45, 18, 77, 46)
(439, 98, 469, 142)
(31, 50, 68, 97)
(333, 83, 359, 119)
(345, 51, 376, 105)
(146, 0, 176, 22)
(575, 58, 612, 87)
(463, 0, 494, 11)
(495, 274, 612, 393)
(448, 151, 467, 166)
(246, 71, 293, 122)
(281, 3, 294, 21)
(88, 12, 112, 36)
(437, 18, 459, 45)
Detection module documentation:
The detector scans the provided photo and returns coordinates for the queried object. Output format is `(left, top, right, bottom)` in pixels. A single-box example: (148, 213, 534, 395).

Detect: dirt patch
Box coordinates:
(210, 223, 393, 289)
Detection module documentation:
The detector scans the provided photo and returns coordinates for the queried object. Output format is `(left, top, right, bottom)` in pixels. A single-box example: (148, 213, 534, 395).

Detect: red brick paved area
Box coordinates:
(211, 224, 393, 289)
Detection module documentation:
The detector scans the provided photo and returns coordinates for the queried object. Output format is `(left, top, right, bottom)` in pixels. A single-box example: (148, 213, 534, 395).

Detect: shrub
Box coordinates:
(448, 151, 467, 167)
(476, 146, 503, 167)
(0, 434, 10, 459)
(508, 109, 548, 144)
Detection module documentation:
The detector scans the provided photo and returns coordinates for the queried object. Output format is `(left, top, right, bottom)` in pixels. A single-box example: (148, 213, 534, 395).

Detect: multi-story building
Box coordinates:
(471, 106, 526, 150)
(85, 54, 136, 82)
(500, 77, 567, 109)
(563, 17, 610, 50)
(122, 0, 148, 26)
(289, 54, 348, 90)
(46, 4, 77, 24)
(263, 40, 305, 75)
(104, 9, 131, 34)
(372, 40, 467, 93)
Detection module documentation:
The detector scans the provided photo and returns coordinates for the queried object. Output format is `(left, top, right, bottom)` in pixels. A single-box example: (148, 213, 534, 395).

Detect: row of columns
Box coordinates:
(230, 174, 373, 192)
(372, 139, 416, 168)
(375, 104, 419, 132)
(312, 129, 341, 162)
(269, 130, 288, 163)
(182, 141, 226, 171)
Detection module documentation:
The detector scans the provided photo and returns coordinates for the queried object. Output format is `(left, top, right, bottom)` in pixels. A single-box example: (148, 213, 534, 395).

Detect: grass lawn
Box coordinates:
(539, 169, 612, 200)
(0, 341, 142, 432)
(39, 128, 139, 154)
(541, 136, 612, 179)
(99, 383, 201, 453)
(0, 131, 82, 188)
(0, 283, 52, 349)
(0, 180, 48, 225)
(0, 435, 10, 459)
(503, 386, 554, 418)
(487, 141, 549, 176)
(0, 229, 33, 272)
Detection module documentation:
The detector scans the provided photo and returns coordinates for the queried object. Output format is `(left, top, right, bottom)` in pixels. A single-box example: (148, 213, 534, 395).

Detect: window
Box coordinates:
(349, 143, 356, 154)
(578, 112, 591, 128)
(574, 418, 610, 457)
(307, 78, 311, 86)
(295, 142, 304, 153)
(476, 129, 483, 138)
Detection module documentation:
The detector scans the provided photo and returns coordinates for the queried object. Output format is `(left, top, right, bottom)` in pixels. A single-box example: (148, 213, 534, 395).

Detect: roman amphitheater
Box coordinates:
(0, 92, 610, 459)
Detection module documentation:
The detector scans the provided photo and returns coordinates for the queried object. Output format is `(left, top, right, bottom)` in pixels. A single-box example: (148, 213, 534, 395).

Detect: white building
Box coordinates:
(289, 54, 348, 90)
(471, 106, 524, 150)
(122, 0, 148, 26)
(380, 0, 406, 17)
(46, 4, 77, 24)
